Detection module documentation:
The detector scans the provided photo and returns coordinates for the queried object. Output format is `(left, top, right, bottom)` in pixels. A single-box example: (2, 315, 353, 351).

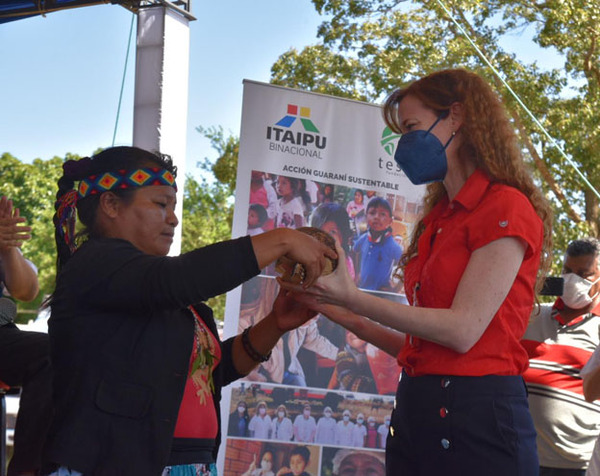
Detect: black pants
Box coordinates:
(0, 324, 53, 475)
(386, 372, 539, 476)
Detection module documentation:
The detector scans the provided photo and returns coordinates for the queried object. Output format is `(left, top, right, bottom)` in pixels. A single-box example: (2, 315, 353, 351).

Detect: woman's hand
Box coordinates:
(0, 196, 31, 252)
(280, 230, 337, 288)
(270, 287, 318, 333)
(279, 241, 359, 309)
(251, 229, 337, 288)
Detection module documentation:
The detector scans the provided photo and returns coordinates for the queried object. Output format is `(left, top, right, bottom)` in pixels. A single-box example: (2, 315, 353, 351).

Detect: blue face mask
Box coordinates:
(394, 114, 455, 185)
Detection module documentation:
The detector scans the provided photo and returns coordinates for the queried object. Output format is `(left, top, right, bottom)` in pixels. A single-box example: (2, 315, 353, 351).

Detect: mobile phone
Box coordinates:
(539, 276, 564, 296)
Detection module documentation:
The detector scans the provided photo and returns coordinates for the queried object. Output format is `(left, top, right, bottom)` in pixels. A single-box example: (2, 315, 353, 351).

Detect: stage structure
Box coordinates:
(0, 0, 195, 254)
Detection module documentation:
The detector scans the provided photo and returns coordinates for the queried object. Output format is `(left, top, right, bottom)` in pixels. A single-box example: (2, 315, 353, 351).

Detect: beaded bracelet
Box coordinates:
(242, 326, 272, 363)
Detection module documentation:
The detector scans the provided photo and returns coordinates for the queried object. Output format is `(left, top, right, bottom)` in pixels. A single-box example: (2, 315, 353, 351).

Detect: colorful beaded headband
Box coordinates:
(77, 167, 177, 198)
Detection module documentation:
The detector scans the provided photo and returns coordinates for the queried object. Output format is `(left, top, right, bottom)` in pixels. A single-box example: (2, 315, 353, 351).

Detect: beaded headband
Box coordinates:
(77, 167, 177, 198)
(56, 166, 177, 255)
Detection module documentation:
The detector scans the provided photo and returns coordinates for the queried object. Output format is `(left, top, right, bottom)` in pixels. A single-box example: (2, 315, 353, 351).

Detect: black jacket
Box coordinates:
(46, 237, 260, 475)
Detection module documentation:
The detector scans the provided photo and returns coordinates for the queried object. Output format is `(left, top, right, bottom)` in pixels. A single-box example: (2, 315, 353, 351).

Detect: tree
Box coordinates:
(270, 0, 600, 272)
(0, 152, 66, 319)
(181, 126, 239, 321)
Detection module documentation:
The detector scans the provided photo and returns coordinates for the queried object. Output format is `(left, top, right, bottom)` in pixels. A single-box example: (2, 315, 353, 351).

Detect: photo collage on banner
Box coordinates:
(220, 81, 425, 476)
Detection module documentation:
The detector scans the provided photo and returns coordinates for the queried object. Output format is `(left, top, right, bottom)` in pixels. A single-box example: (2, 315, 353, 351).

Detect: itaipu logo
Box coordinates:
(266, 104, 327, 158)
(381, 126, 401, 156)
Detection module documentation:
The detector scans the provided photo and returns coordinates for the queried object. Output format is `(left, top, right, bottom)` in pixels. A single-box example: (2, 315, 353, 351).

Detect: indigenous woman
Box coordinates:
(285, 69, 553, 475)
(44, 146, 335, 475)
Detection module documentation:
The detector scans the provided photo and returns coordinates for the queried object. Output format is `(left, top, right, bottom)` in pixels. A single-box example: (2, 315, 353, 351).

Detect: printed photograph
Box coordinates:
(226, 382, 394, 449)
(223, 439, 320, 476)
(247, 169, 423, 294)
(237, 276, 401, 393)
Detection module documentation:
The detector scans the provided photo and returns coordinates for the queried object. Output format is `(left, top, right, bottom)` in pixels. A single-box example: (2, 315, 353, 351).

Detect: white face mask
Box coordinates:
(324, 412, 332, 418)
(261, 460, 272, 472)
(357, 418, 364, 424)
(238, 406, 245, 413)
(343, 415, 350, 422)
(303, 410, 311, 417)
(259, 408, 266, 416)
(278, 411, 285, 418)
(562, 273, 600, 309)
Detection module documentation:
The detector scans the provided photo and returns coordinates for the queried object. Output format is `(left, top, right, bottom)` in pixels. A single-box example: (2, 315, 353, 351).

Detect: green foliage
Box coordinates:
(182, 126, 239, 321)
(0, 152, 68, 320)
(270, 0, 600, 274)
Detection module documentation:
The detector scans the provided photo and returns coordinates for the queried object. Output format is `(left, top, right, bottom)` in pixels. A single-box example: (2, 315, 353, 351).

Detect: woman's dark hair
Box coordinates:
(366, 197, 392, 216)
(310, 202, 353, 253)
(290, 445, 310, 464)
(54, 146, 176, 273)
(249, 203, 268, 228)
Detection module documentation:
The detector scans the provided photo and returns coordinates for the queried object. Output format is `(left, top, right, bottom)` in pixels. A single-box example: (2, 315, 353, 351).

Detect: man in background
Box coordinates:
(523, 237, 600, 475)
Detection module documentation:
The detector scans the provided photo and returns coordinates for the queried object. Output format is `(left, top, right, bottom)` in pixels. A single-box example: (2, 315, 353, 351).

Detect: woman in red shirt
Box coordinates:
(285, 69, 553, 475)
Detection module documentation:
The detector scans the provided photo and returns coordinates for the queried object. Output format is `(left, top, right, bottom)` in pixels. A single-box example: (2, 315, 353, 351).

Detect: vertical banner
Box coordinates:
(220, 81, 425, 476)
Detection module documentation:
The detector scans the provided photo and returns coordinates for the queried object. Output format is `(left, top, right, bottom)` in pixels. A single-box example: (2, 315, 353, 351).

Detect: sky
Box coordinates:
(0, 1, 568, 182)
(0, 1, 326, 179)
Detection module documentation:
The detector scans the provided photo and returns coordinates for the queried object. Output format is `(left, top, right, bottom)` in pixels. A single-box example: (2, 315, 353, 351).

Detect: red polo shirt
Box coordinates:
(400, 169, 543, 376)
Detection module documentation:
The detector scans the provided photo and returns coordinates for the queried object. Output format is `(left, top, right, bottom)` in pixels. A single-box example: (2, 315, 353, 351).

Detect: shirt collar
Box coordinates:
(452, 168, 491, 212)
(423, 168, 491, 225)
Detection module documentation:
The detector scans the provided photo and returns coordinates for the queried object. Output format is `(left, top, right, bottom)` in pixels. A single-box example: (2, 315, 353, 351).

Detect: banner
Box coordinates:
(219, 81, 425, 476)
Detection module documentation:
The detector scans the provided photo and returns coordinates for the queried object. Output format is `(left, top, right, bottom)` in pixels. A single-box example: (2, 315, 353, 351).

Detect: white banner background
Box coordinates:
(218, 81, 425, 476)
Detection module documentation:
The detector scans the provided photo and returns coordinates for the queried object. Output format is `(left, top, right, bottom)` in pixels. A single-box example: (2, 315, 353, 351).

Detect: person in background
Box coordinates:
(352, 197, 402, 291)
(365, 416, 379, 449)
(293, 403, 316, 443)
(331, 449, 385, 476)
(276, 446, 312, 476)
(249, 401, 272, 440)
(314, 406, 337, 445)
(346, 190, 365, 221)
(247, 203, 268, 237)
(274, 176, 309, 230)
(377, 416, 391, 449)
(523, 237, 600, 476)
(351, 412, 367, 448)
(44, 147, 336, 475)
(271, 404, 293, 441)
(242, 450, 276, 476)
(284, 69, 553, 475)
(335, 409, 354, 447)
(228, 400, 250, 437)
(0, 196, 52, 476)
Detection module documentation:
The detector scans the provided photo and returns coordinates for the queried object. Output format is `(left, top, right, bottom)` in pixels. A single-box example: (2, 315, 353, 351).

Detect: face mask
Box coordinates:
(394, 114, 454, 185)
(324, 412, 332, 418)
(303, 410, 311, 417)
(278, 411, 285, 418)
(343, 415, 350, 422)
(357, 418, 364, 424)
(259, 408, 266, 416)
(562, 273, 600, 309)
(385, 419, 390, 426)
(261, 461, 272, 472)
(238, 406, 245, 413)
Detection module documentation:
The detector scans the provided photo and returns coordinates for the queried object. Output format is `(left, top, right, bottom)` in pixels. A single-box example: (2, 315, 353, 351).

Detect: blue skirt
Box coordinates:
(386, 372, 539, 476)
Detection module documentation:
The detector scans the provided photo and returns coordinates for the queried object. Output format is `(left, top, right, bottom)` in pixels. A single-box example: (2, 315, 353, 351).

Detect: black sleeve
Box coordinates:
(69, 237, 260, 312)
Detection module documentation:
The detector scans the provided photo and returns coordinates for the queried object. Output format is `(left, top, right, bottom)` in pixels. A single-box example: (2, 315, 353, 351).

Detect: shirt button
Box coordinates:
(441, 438, 450, 450)
(390, 425, 395, 437)
(437, 228, 442, 234)
(441, 377, 451, 388)
(439, 407, 448, 418)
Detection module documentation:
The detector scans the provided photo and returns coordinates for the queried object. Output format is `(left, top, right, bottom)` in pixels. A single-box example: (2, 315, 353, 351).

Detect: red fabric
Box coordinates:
(521, 340, 593, 395)
(400, 169, 543, 376)
(552, 298, 600, 325)
(173, 313, 222, 439)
